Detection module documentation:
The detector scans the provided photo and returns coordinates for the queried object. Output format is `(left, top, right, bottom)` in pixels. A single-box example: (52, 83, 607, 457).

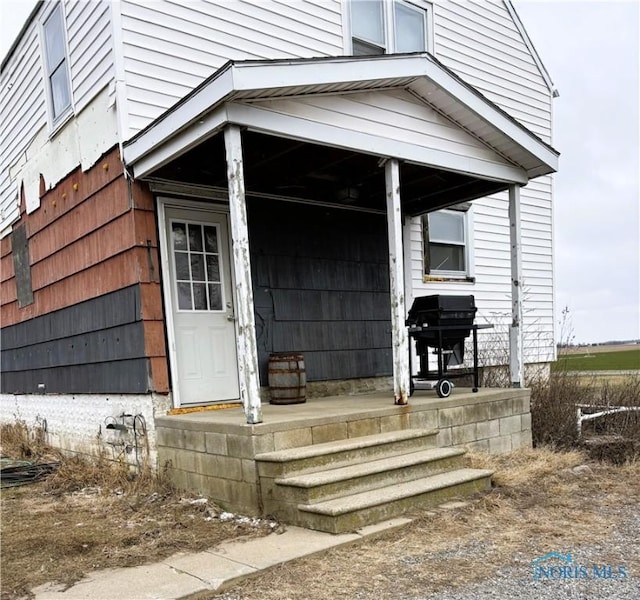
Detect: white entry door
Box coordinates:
(163, 205, 239, 405)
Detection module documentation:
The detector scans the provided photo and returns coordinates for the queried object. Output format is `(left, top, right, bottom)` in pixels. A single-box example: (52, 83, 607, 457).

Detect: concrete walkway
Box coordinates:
(31, 518, 411, 600)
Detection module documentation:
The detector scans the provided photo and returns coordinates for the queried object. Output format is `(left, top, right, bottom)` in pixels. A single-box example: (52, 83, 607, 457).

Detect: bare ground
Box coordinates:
(201, 449, 639, 600)
(2, 423, 639, 600)
(0, 424, 277, 600)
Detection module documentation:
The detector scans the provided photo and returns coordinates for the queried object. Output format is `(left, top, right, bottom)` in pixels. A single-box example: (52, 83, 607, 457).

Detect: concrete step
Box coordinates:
(274, 447, 467, 504)
(256, 429, 438, 478)
(296, 468, 493, 534)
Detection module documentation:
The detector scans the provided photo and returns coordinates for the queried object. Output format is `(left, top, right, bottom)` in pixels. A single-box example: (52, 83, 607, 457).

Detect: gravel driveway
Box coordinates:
(422, 509, 640, 600)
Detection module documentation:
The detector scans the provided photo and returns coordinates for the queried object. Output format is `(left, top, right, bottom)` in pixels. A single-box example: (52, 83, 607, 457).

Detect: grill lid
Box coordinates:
(406, 295, 477, 327)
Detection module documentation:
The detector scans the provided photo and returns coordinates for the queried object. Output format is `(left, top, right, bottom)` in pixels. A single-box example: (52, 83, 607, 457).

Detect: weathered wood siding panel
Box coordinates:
(0, 148, 169, 393)
(0, 287, 149, 394)
(119, 0, 343, 134)
(249, 200, 392, 383)
(65, 0, 114, 112)
(434, 0, 552, 142)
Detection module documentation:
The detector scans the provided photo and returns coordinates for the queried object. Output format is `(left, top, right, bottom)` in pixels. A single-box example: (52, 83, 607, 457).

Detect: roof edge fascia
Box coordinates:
(123, 53, 558, 177)
(412, 61, 558, 172)
(504, 0, 558, 97)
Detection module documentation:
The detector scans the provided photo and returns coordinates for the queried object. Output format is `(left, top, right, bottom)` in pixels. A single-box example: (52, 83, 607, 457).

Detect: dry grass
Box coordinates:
(0, 423, 275, 600)
(200, 448, 640, 600)
(530, 371, 640, 452)
(0, 421, 54, 462)
(4, 419, 640, 599)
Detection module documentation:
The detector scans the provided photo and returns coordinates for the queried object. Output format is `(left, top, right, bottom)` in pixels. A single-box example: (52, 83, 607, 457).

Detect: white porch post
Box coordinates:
(384, 158, 410, 404)
(224, 125, 262, 423)
(508, 184, 524, 388)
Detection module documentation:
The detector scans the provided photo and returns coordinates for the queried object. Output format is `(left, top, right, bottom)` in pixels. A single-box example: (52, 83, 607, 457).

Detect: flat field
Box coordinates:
(554, 345, 640, 371)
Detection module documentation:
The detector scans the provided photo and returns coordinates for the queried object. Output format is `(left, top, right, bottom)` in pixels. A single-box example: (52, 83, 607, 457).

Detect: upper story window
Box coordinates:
(42, 3, 72, 126)
(350, 0, 432, 55)
(423, 205, 473, 279)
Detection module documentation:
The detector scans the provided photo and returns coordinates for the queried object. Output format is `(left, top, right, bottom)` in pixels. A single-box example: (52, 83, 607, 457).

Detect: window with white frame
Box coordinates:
(42, 3, 72, 125)
(350, 0, 432, 55)
(423, 206, 472, 277)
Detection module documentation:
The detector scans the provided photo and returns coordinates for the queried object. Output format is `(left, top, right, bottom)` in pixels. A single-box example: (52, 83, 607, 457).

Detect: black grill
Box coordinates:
(406, 295, 488, 398)
(406, 294, 477, 348)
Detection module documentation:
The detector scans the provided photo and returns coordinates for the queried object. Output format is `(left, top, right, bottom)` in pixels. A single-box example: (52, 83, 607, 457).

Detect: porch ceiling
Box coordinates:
(123, 54, 558, 214)
(149, 130, 507, 215)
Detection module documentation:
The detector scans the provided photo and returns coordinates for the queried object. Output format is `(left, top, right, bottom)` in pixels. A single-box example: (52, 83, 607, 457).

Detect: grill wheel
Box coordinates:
(436, 379, 452, 398)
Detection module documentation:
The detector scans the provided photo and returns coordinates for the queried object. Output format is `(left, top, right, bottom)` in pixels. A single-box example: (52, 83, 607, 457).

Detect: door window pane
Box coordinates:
(208, 284, 223, 311)
(172, 223, 187, 250)
(177, 283, 192, 310)
(188, 224, 203, 251)
(193, 283, 207, 310)
(172, 220, 225, 311)
(352, 0, 385, 46)
(206, 256, 220, 282)
(175, 252, 190, 280)
(395, 2, 426, 52)
(204, 226, 218, 252)
(190, 254, 205, 281)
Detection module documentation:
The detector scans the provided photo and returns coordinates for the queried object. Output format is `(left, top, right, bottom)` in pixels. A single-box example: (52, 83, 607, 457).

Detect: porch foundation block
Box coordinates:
(154, 387, 532, 517)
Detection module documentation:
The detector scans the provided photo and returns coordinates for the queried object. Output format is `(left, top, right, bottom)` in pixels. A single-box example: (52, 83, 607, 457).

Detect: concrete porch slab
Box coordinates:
(156, 388, 529, 434)
(155, 387, 531, 517)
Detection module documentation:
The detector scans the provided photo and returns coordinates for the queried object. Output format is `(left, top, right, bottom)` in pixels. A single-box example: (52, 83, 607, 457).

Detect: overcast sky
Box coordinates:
(514, 0, 639, 344)
(1, 1, 639, 345)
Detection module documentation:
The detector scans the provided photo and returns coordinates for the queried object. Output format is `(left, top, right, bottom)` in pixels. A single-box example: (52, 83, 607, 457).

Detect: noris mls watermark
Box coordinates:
(532, 552, 628, 581)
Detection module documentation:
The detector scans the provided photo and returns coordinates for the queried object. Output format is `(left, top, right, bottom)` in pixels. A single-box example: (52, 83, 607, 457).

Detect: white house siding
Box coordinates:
(240, 89, 519, 175)
(65, 0, 113, 113)
(0, 1, 115, 235)
(409, 179, 555, 366)
(402, 0, 556, 365)
(119, 0, 344, 135)
(0, 26, 46, 235)
(433, 0, 552, 142)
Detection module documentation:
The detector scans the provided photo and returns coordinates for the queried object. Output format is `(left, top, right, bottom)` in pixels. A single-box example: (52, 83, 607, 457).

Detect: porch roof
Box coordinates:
(123, 53, 559, 185)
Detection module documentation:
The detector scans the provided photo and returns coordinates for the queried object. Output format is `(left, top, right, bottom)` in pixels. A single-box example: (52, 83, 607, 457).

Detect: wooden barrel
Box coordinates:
(268, 353, 306, 405)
